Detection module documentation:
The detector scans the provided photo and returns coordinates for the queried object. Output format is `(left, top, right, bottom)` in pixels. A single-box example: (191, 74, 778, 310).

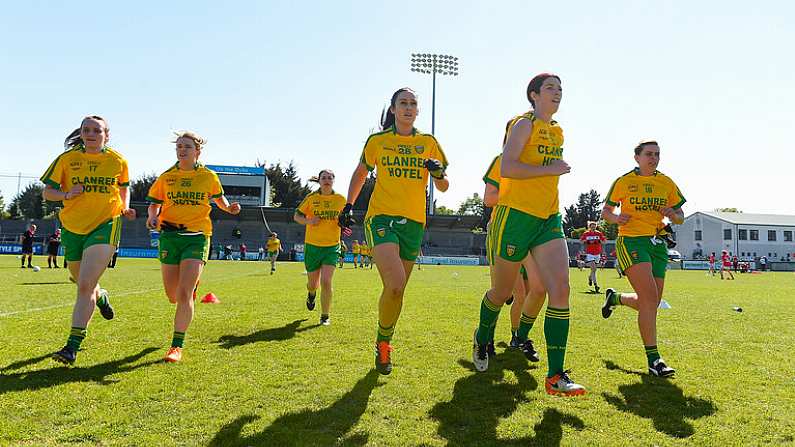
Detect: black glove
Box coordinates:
(424, 158, 445, 179)
(160, 221, 187, 232)
(338, 203, 355, 228)
(657, 224, 677, 249)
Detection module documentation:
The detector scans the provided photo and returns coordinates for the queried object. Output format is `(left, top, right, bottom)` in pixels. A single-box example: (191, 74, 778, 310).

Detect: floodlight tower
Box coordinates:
(410, 53, 459, 215)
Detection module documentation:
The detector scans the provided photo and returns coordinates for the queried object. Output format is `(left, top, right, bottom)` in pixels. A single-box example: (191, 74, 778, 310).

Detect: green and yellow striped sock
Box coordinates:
(516, 312, 537, 342)
(171, 331, 186, 348)
(376, 322, 394, 343)
(645, 345, 661, 367)
(544, 307, 570, 378)
(476, 293, 502, 345)
(66, 327, 87, 351)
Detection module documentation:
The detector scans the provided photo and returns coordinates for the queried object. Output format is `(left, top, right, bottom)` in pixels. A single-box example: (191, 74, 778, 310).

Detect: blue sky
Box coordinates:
(2, 1, 793, 215)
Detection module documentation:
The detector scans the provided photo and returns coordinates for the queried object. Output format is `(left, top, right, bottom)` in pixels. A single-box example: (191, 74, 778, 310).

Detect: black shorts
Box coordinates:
(21, 244, 33, 255)
(47, 245, 60, 256)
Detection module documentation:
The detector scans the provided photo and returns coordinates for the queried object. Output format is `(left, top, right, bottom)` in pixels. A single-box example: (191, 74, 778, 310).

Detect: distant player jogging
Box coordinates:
(720, 250, 735, 280)
(471, 74, 586, 396)
(340, 87, 449, 375)
(351, 240, 361, 268)
(338, 240, 348, 268)
(294, 169, 348, 326)
(601, 139, 686, 378)
(580, 221, 606, 292)
(266, 233, 282, 274)
(146, 131, 241, 362)
(42, 115, 136, 365)
(483, 152, 545, 361)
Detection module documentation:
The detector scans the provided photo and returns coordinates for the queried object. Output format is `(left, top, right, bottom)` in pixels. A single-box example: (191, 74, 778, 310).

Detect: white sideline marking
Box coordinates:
(0, 271, 255, 318)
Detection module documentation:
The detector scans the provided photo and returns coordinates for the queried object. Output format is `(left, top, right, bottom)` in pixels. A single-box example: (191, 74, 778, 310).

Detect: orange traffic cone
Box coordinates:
(201, 292, 220, 304)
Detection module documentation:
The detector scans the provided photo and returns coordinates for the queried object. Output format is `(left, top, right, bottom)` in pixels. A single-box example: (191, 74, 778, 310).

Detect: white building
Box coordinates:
(675, 211, 795, 261)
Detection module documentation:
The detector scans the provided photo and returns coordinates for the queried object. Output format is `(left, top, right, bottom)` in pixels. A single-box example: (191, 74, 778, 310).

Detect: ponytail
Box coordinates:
(380, 87, 416, 130)
(64, 115, 109, 150)
(309, 169, 335, 185)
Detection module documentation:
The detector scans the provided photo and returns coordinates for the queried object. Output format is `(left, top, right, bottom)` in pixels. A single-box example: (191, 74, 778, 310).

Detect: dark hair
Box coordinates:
(526, 73, 561, 108)
(634, 140, 659, 155)
(380, 88, 416, 130)
(309, 169, 335, 184)
(64, 115, 109, 150)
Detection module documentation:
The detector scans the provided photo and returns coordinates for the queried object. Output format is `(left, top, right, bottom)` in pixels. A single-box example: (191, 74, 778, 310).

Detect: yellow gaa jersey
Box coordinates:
(40, 145, 129, 235)
(297, 190, 346, 247)
(360, 126, 448, 224)
(360, 245, 369, 256)
(351, 242, 360, 254)
(266, 238, 281, 252)
(498, 113, 564, 218)
(483, 155, 501, 189)
(146, 163, 224, 236)
(605, 168, 686, 237)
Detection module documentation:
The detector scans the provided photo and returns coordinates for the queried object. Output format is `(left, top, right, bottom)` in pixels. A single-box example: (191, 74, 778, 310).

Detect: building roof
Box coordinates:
(690, 211, 795, 226)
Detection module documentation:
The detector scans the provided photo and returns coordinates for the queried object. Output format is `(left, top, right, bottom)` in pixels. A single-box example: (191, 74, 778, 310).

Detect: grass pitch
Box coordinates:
(1, 256, 793, 446)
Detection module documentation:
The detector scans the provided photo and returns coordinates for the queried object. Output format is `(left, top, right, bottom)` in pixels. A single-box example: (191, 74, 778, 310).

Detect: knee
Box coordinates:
(175, 286, 194, 304)
(77, 281, 97, 300)
(385, 284, 406, 299)
(528, 285, 546, 299)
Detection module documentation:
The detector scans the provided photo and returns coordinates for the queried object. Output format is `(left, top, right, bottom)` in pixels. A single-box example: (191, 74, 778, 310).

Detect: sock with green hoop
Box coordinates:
(376, 322, 394, 343)
(516, 312, 537, 342)
(544, 307, 570, 377)
(96, 292, 108, 307)
(476, 293, 502, 345)
(609, 291, 622, 306)
(645, 345, 661, 367)
(171, 331, 186, 348)
(66, 327, 87, 351)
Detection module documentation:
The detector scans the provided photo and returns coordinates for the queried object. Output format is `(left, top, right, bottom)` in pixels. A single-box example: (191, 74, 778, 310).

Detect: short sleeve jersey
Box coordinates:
(296, 191, 347, 247)
(360, 245, 369, 256)
(722, 253, 731, 266)
(360, 126, 448, 224)
(266, 238, 281, 252)
(48, 234, 61, 249)
(709, 254, 715, 264)
(483, 155, 501, 189)
(40, 145, 130, 234)
(498, 113, 564, 219)
(146, 163, 224, 236)
(351, 242, 360, 254)
(580, 230, 606, 255)
(605, 168, 686, 237)
(22, 230, 34, 246)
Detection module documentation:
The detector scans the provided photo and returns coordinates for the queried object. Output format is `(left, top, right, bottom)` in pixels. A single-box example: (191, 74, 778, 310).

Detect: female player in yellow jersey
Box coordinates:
(472, 74, 585, 396)
(146, 131, 241, 362)
(600, 140, 685, 377)
(483, 153, 545, 360)
(41, 116, 137, 365)
(340, 87, 449, 375)
(266, 233, 282, 274)
(351, 240, 361, 268)
(294, 169, 348, 325)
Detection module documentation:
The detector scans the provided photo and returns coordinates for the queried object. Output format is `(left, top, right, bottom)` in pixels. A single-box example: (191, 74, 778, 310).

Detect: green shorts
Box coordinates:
(158, 232, 210, 265)
(61, 217, 122, 262)
(488, 206, 563, 263)
(615, 236, 669, 279)
(305, 243, 339, 272)
(267, 250, 278, 258)
(365, 215, 424, 262)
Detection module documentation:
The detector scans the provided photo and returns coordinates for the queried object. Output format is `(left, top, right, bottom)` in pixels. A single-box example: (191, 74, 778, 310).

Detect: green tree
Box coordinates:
(598, 221, 619, 240)
(562, 189, 603, 237)
(457, 193, 484, 216)
(130, 173, 158, 203)
(715, 208, 742, 213)
(10, 183, 59, 219)
(0, 190, 8, 219)
(435, 206, 456, 216)
(265, 161, 312, 208)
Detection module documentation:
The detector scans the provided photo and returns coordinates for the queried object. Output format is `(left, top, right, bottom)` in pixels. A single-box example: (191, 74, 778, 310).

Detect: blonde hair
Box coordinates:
(172, 131, 207, 150)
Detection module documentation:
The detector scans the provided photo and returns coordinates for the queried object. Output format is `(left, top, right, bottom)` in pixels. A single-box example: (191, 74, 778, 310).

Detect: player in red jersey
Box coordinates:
(580, 221, 606, 292)
(708, 252, 716, 276)
(720, 250, 735, 280)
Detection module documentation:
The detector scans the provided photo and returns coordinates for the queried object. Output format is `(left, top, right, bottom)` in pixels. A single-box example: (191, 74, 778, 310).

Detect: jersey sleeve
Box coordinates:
(600, 232, 607, 242)
(210, 172, 224, 199)
(667, 178, 686, 209)
(430, 136, 449, 168)
(579, 233, 587, 241)
(483, 155, 500, 188)
(118, 157, 130, 187)
(296, 194, 313, 217)
(146, 176, 165, 204)
(605, 178, 623, 207)
(40, 153, 67, 190)
(360, 136, 378, 171)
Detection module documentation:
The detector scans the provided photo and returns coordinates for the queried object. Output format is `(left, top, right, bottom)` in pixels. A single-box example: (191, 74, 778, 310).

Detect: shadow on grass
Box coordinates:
(1, 353, 52, 372)
(208, 370, 381, 447)
(216, 319, 320, 349)
(0, 348, 158, 395)
(19, 282, 72, 285)
(602, 360, 717, 438)
(429, 351, 585, 446)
